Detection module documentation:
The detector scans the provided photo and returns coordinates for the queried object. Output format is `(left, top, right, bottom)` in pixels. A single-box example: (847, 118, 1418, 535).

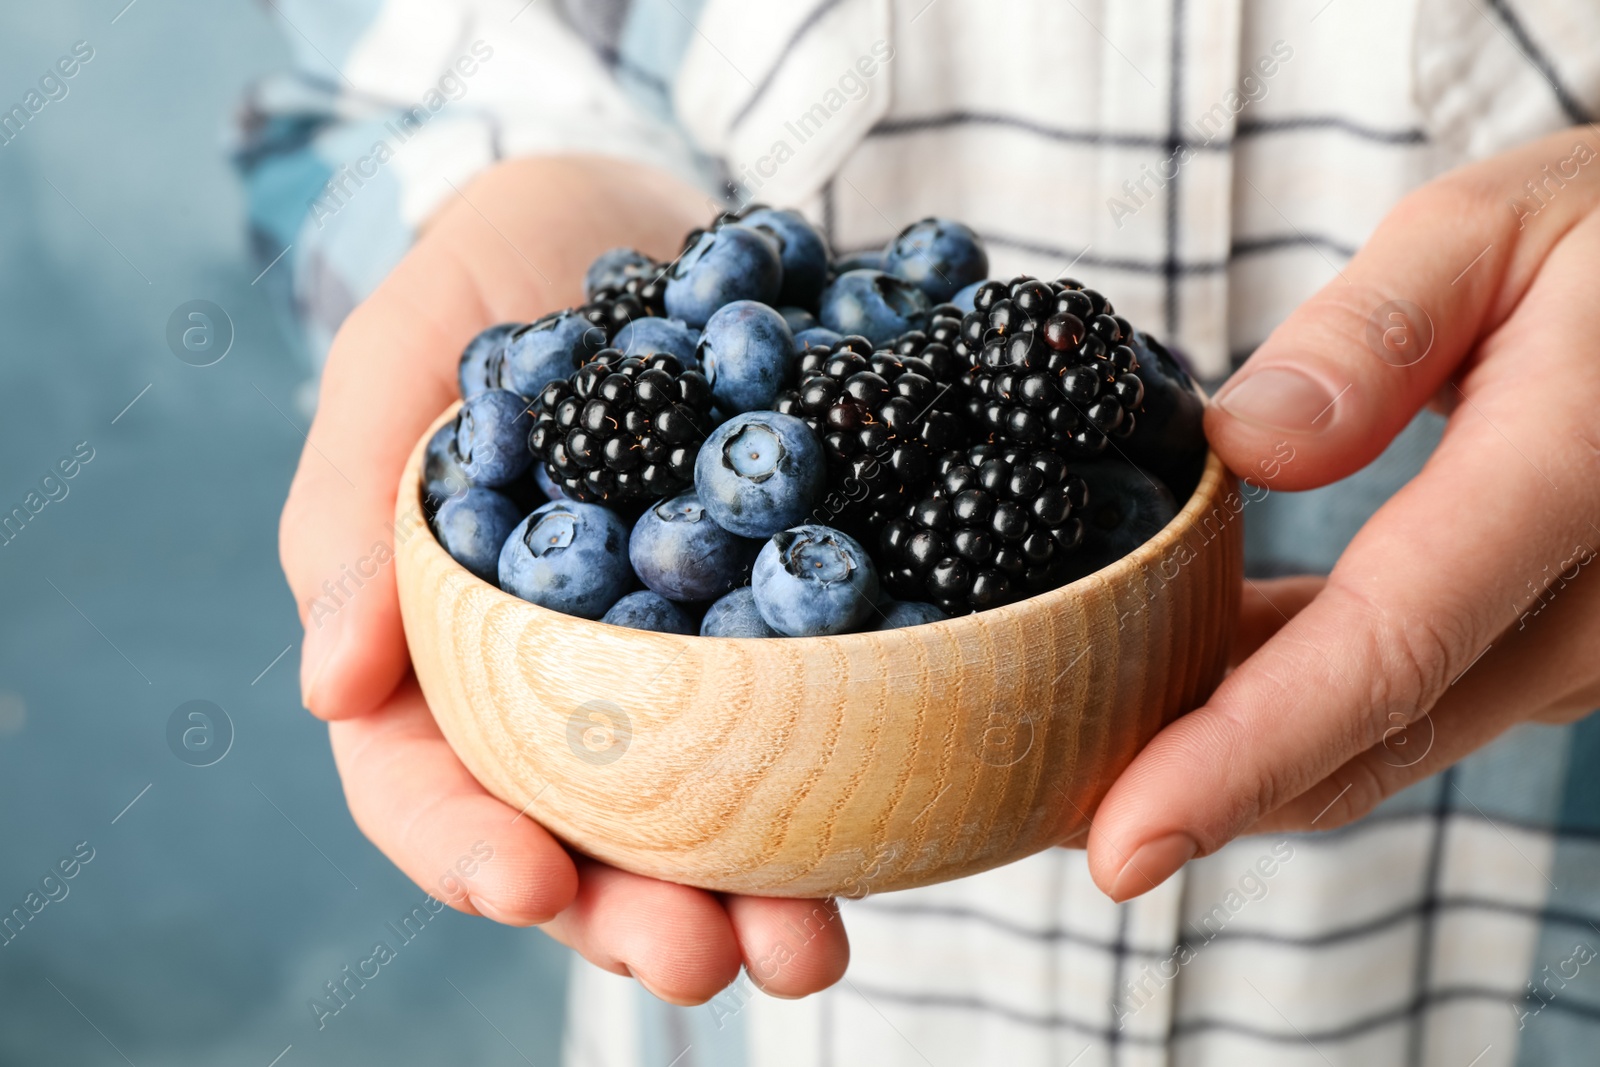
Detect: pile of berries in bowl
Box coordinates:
(424, 209, 1208, 636)
(398, 208, 1239, 897)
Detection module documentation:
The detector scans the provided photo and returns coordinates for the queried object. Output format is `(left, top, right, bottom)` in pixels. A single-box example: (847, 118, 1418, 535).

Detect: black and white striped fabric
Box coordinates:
(236, 1, 1600, 1063)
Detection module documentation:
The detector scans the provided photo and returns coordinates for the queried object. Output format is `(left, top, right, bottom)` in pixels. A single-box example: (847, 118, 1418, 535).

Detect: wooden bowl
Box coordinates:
(397, 405, 1242, 897)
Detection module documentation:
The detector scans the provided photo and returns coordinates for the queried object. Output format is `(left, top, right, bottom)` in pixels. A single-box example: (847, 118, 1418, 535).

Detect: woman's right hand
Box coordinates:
(278, 155, 850, 1003)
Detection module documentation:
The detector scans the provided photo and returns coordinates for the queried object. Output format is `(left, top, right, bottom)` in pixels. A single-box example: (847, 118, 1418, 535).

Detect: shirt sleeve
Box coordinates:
(233, 0, 707, 366)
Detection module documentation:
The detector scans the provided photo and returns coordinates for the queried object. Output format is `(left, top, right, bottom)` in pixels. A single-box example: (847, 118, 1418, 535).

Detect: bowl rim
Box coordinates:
(401, 403, 1233, 649)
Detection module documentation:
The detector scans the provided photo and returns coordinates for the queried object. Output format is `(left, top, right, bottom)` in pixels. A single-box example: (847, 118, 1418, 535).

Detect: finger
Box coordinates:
(540, 860, 742, 1006)
(1232, 575, 1325, 666)
(283, 158, 710, 720)
(1251, 539, 1600, 833)
(1089, 206, 1600, 900)
(1207, 126, 1600, 490)
(328, 677, 578, 924)
(724, 896, 850, 998)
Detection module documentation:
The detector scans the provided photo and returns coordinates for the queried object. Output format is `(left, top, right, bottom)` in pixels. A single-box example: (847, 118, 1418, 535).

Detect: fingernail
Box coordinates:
(745, 968, 805, 1000)
(299, 610, 344, 712)
(467, 894, 508, 923)
(1216, 367, 1338, 432)
(1108, 832, 1197, 902)
(635, 973, 699, 1007)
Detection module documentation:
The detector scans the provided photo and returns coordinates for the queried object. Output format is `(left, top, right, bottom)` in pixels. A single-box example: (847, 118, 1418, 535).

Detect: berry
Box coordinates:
(882, 218, 989, 304)
(579, 269, 670, 340)
(773, 335, 967, 532)
(527, 350, 715, 505)
(629, 490, 762, 603)
(950, 280, 985, 314)
(584, 247, 658, 297)
(453, 389, 536, 488)
(498, 500, 633, 618)
(1064, 460, 1179, 579)
(1120, 330, 1208, 500)
(601, 590, 699, 634)
(665, 225, 783, 327)
(779, 307, 819, 334)
(882, 446, 1087, 615)
(742, 207, 831, 308)
(795, 326, 845, 351)
(697, 300, 796, 414)
(422, 422, 469, 505)
(957, 275, 1145, 457)
(832, 249, 884, 274)
(530, 462, 565, 502)
(700, 587, 781, 638)
(694, 411, 826, 538)
(876, 600, 949, 629)
(818, 270, 932, 345)
(578, 246, 671, 340)
(751, 525, 880, 636)
(430, 487, 523, 584)
(459, 323, 520, 400)
(500, 312, 607, 396)
(613, 316, 701, 369)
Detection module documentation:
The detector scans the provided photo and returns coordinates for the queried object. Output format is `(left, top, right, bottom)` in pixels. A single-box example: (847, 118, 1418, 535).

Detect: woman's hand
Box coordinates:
(1088, 126, 1600, 901)
(278, 155, 849, 1002)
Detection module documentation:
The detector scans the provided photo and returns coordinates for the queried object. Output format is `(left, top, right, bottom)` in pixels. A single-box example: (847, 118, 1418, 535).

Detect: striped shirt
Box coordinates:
(237, 1, 1600, 1063)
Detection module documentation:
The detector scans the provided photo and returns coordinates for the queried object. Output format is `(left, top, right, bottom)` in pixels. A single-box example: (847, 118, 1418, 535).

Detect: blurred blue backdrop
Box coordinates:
(0, 3, 567, 1064)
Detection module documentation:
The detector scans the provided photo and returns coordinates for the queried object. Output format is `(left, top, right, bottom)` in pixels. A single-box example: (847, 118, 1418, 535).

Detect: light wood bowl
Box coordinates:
(397, 404, 1242, 897)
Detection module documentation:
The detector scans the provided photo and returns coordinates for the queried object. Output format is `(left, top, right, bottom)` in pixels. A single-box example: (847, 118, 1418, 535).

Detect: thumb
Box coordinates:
(281, 285, 469, 720)
(1205, 131, 1597, 490)
(282, 207, 562, 720)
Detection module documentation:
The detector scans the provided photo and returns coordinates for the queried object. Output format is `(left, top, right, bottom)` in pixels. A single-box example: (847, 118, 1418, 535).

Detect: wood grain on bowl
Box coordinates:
(398, 405, 1242, 897)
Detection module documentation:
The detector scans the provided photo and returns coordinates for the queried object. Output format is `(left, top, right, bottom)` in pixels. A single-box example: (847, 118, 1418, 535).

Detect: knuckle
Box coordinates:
(1191, 703, 1290, 836)
(1390, 173, 1501, 239)
(1325, 582, 1463, 738)
(1311, 756, 1394, 831)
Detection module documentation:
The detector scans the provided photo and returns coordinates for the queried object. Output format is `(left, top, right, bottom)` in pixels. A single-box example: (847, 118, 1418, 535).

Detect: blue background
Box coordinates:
(0, 3, 568, 1064)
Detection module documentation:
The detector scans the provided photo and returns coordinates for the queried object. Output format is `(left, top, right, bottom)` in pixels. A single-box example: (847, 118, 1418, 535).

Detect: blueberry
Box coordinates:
(423, 422, 469, 505)
(453, 390, 535, 488)
(1066, 460, 1180, 578)
(601, 590, 698, 634)
(752, 525, 879, 636)
(779, 306, 819, 334)
(700, 587, 781, 637)
(695, 411, 826, 538)
(818, 270, 931, 345)
(500, 312, 606, 396)
(498, 500, 633, 618)
(950, 281, 987, 314)
(876, 600, 949, 629)
(531, 463, 565, 502)
(833, 250, 884, 274)
(612, 317, 701, 369)
(630, 490, 762, 602)
(1122, 330, 1208, 500)
(431, 487, 523, 583)
(697, 300, 796, 414)
(882, 218, 990, 303)
(459, 323, 520, 400)
(794, 326, 845, 351)
(585, 247, 657, 298)
(664, 225, 783, 327)
(741, 207, 831, 308)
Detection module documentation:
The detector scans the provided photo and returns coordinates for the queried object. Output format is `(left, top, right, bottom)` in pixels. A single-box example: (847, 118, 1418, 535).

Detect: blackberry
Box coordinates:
(577, 268, 670, 341)
(880, 445, 1087, 615)
(773, 333, 968, 531)
(957, 276, 1147, 457)
(527, 349, 714, 505)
